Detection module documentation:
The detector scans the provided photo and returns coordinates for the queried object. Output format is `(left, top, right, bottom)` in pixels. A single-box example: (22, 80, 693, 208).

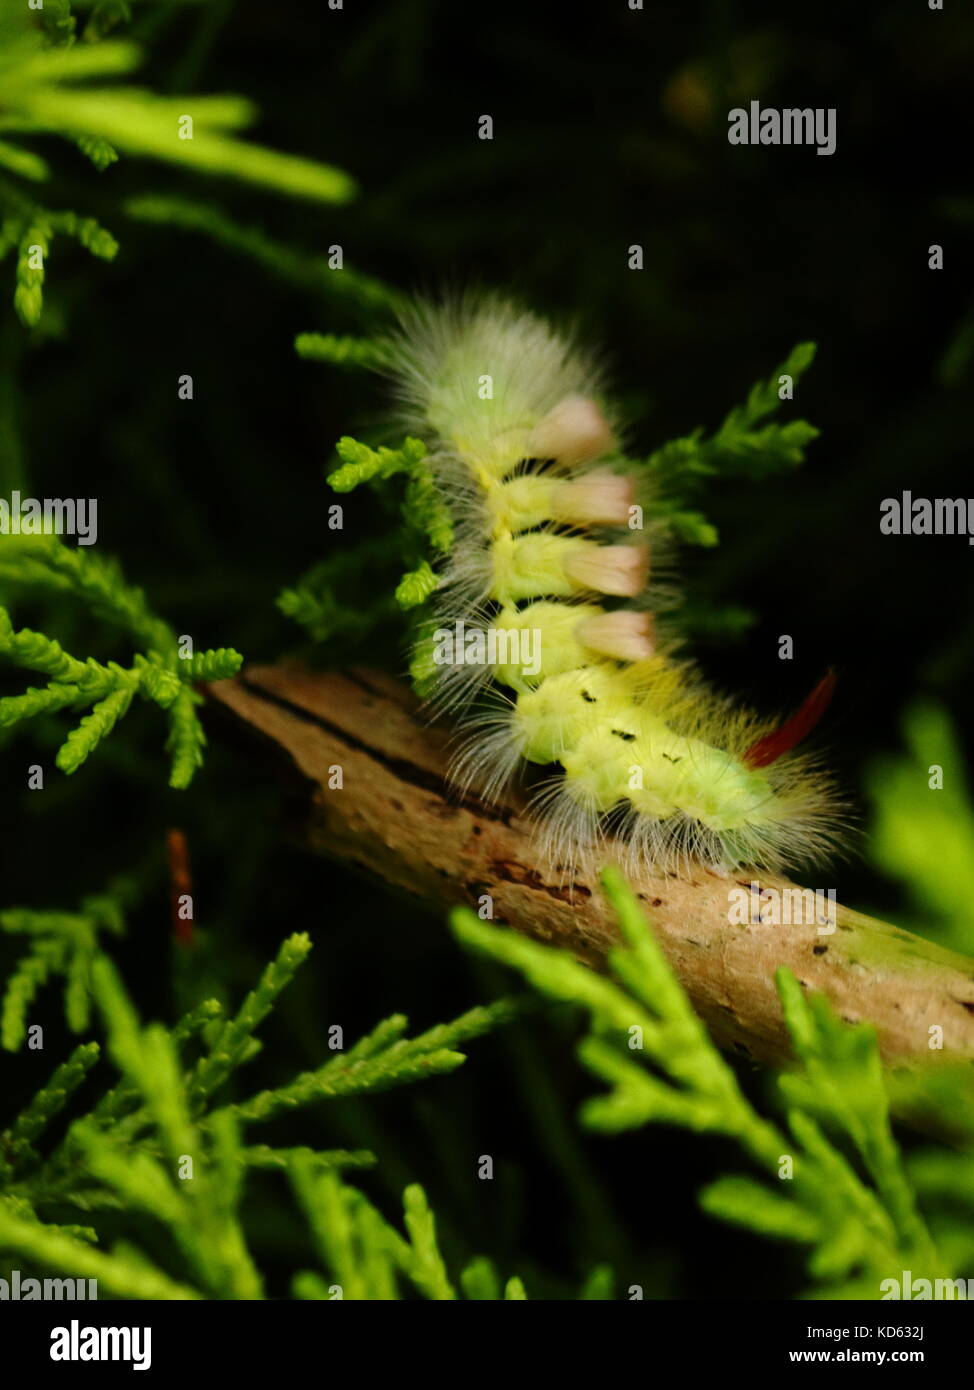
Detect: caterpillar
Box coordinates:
(382, 295, 844, 880)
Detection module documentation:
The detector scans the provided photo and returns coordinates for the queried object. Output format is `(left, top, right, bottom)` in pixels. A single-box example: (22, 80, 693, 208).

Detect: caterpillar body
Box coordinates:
(383, 296, 843, 880)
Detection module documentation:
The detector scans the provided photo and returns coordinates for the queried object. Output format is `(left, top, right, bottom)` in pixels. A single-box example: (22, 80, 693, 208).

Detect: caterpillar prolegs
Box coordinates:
(384, 297, 843, 880)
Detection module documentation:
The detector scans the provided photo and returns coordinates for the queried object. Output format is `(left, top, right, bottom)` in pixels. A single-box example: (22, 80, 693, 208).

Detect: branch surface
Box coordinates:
(208, 665, 974, 1072)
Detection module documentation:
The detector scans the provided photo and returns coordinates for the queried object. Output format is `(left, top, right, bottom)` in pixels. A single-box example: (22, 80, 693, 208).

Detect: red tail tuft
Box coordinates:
(744, 670, 838, 769)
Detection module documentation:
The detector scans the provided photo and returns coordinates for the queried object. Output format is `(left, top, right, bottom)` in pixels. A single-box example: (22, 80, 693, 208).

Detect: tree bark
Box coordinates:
(208, 665, 974, 1075)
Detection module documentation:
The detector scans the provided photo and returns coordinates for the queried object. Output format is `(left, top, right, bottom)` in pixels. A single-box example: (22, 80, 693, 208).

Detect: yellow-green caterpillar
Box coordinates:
(384, 296, 843, 879)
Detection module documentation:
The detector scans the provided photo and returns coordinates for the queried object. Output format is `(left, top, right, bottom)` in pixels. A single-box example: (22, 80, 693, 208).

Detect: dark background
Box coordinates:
(1, 0, 972, 1297)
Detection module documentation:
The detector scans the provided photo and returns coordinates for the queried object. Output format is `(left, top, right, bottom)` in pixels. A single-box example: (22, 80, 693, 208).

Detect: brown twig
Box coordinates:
(166, 828, 194, 950)
(207, 664, 974, 1073)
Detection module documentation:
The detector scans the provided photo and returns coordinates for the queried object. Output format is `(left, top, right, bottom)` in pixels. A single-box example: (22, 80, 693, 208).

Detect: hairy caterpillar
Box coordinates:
(382, 296, 843, 879)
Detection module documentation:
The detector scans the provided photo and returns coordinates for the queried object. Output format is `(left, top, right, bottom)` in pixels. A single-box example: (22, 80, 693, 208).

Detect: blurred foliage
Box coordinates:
(0, 6, 354, 325)
(0, 535, 241, 783)
(5, 859, 974, 1300)
(640, 340, 818, 545)
(0, 894, 528, 1299)
(868, 704, 974, 955)
(455, 870, 974, 1300)
(277, 433, 451, 641)
(1, 879, 130, 1052)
